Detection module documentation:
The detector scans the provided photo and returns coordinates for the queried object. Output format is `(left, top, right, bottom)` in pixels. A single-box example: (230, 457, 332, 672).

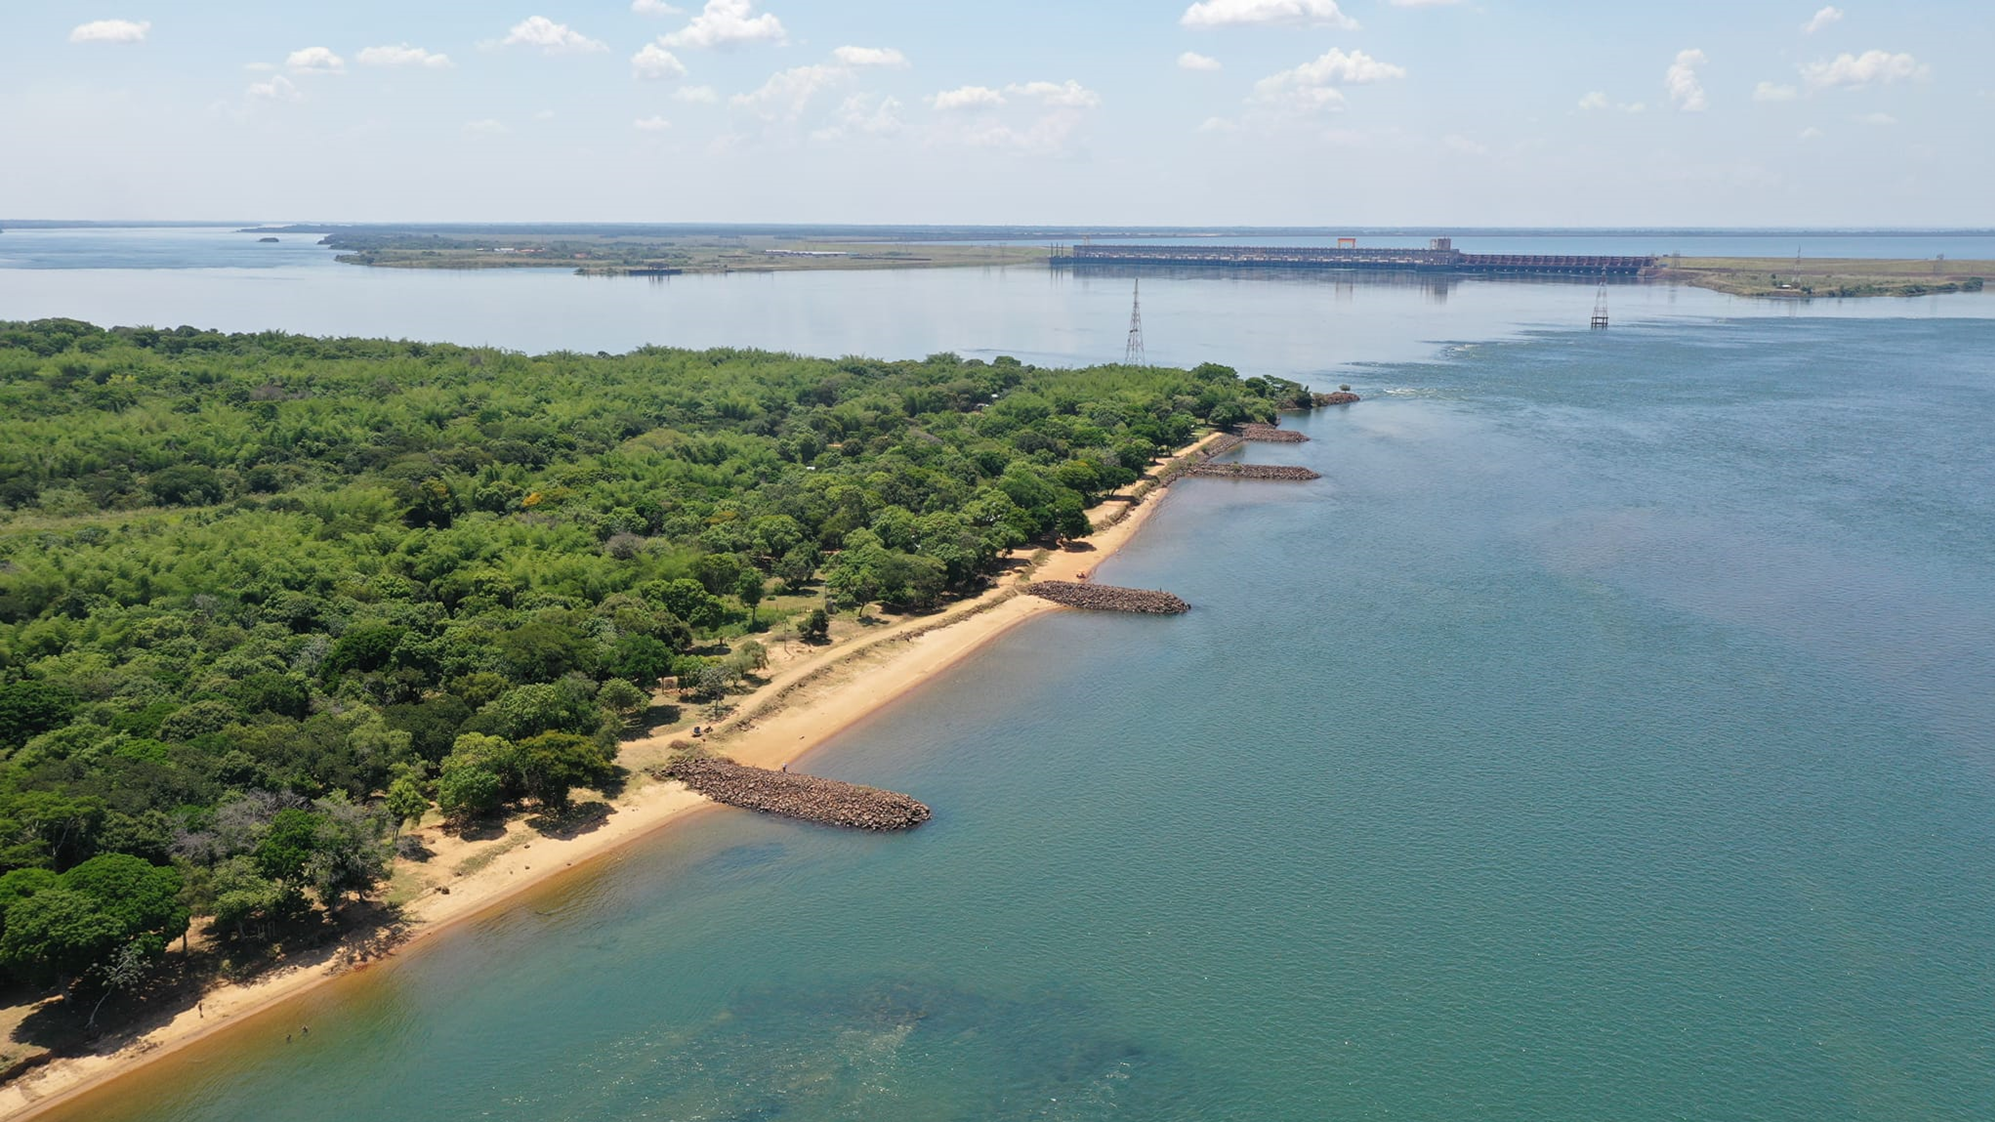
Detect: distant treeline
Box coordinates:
(0, 318, 1310, 991)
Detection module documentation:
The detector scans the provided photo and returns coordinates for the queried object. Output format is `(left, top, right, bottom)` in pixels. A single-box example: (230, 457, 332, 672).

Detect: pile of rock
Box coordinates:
(658, 755, 931, 831)
(1024, 580, 1190, 614)
(1315, 391, 1362, 405)
(1183, 463, 1322, 481)
(1239, 423, 1308, 443)
(1202, 433, 1246, 457)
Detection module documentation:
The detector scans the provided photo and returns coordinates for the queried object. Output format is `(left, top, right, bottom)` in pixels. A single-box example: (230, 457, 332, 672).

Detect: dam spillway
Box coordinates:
(1055, 242, 1655, 277)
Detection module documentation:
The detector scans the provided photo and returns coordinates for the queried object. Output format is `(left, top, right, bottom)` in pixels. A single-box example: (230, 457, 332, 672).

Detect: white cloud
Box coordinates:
(357, 44, 452, 69)
(1799, 126, 1825, 139)
(213, 72, 302, 121)
(248, 74, 300, 103)
(1852, 111, 1897, 126)
(1802, 6, 1843, 35)
(832, 46, 909, 69)
(812, 93, 905, 142)
(1252, 48, 1404, 114)
(632, 0, 684, 13)
(243, 61, 276, 72)
(1443, 134, 1487, 155)
(69, 19, 149, 43)
(1665, 48, 1708, 111)
(674, 84, 720, 103)
(1753, 81, 1798, 101)
(1278, 47, 1403, 86)
(1181, 0, 1357, 30)
(1006, 80, 1101, 108)
(928, 79, 1101, 155)
(532, 108, 556, 121)
(287, 47, 345, 75)
(932, 85, 1007, 111)
(464, 118, 510, 135)
(1578, 91, 1645, 113)
(1198, 116, 1239, 132)
(501, 16, 608, 54)
(632, 42, 687, 79)
(1178, 52, 1222, 72)
(662, 0, 786, 49)
(731, 64, 846, 122)
(634, 115, 672, 131)
(1801, 50, 1928, 89)
(951, 116, 1090, 155)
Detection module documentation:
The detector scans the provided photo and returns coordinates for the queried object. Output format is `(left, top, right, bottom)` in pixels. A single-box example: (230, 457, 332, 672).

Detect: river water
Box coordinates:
(9, 231, 1995, 1121)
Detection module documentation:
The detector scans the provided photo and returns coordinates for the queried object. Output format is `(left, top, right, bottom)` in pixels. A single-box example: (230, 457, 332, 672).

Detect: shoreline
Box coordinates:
(0, 435, 1213, 1122)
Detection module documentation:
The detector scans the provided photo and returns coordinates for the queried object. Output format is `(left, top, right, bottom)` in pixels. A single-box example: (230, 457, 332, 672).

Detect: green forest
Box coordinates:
(0, 317, 1312, 998)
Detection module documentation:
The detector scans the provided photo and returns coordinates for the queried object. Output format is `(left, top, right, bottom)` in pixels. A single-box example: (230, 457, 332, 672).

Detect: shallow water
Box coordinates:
(40, 306, 1995, 1121)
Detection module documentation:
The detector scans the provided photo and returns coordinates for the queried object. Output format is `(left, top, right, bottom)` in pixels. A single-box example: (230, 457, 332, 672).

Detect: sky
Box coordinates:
(3, 1, 1990, 226)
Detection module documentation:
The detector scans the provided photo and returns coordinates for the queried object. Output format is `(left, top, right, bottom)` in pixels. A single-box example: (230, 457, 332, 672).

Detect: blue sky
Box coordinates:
(5, 1, 1989, 224)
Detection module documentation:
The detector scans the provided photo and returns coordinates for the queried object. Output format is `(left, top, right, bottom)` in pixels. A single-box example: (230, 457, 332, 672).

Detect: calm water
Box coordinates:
(0, 227, 1989, 372)
(12, 236, 1995, 1120)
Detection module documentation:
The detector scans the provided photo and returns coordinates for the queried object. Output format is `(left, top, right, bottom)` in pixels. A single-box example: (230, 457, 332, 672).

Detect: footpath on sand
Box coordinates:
(0, 432, 1223, 1122)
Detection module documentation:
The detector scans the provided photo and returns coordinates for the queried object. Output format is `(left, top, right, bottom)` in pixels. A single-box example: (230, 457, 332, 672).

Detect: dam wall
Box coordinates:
(1057, 243, 1654, 277)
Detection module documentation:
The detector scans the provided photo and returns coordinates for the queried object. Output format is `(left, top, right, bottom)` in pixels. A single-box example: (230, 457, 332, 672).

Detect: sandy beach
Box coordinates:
(0, 435, 1212, 1121)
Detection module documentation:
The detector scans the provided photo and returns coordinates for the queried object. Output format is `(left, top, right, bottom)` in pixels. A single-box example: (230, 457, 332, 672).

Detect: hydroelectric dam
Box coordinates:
(1053, 238, 1656, 277)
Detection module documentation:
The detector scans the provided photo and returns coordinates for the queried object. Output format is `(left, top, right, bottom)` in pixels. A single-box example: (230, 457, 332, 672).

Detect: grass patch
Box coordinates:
(452, 831, 527, 878)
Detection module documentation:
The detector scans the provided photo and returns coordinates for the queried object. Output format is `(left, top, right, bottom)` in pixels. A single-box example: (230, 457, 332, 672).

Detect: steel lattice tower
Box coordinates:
(1124, 279, 1146, 365)
(1590, 274, 1610, 329)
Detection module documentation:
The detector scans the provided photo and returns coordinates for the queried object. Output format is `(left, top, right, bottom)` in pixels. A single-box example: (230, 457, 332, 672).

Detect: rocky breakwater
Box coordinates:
(1202, 433, 1246, 457)
(1314, 391, 1361, 405)
(1182, 463, 1322, 481)
(1238, 423, 1309, 443)
(657, 755, 931, 830)
(1024, 580, 1190, 614)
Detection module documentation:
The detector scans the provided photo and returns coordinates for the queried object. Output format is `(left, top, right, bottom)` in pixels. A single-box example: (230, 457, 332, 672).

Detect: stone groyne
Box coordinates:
(1315, 391, 1361, 406)
(1182, 463, 1322, 481)
(1024, 580, 1190, 614)
(657, 755, 931, 830)
(1239, 423, 1308, 443)
(1202, 433, 1246, 457)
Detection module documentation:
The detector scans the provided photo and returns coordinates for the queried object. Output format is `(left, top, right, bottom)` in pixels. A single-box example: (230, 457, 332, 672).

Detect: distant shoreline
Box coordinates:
(258, 227, 1991, 298)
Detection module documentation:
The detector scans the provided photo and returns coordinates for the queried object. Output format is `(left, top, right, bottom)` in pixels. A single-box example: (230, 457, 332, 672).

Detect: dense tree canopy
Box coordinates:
(0, 319, 1309, 976)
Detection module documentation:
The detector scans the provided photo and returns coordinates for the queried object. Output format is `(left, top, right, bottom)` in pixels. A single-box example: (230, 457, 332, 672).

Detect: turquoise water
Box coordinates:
(55, 315, 1995, 1121)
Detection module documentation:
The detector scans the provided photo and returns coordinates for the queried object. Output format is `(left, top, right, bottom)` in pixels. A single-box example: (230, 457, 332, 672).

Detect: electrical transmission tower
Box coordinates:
(1124, 278, 1146, 365)
(1590, 273, 1610, 330)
